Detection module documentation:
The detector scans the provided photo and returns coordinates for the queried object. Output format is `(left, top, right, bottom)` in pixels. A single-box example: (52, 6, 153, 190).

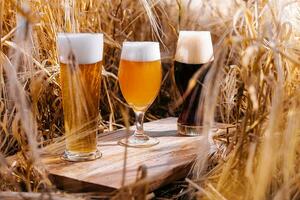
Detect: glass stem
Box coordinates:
(134, 111, 145, 137)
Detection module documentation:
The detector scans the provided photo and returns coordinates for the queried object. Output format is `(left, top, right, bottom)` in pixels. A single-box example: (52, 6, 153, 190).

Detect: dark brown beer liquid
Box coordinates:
(174, 60, 210, 127)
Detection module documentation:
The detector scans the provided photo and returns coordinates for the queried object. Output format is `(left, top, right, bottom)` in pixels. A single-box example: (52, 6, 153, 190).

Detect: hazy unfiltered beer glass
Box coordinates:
(57, 33, 103, 161)
(118, 42, 162, 147)
(174, 31, 214, 136)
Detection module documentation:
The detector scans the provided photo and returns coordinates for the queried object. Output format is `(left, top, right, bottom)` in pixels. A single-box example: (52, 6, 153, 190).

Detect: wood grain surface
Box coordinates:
(42, 117, 229, 192)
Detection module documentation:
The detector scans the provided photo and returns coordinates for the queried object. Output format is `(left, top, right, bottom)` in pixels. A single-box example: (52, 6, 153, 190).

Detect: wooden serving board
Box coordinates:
(42, 118, 228, 192)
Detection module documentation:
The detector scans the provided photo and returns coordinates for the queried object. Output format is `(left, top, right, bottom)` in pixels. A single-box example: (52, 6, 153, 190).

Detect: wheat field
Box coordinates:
(0, 0, 300, 199)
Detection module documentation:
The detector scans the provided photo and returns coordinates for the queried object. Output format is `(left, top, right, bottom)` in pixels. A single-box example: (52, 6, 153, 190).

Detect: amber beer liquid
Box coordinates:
(174, 31, 214, 136)
(118, 59, 162, 111)
(60, 62, 102, 153)
(57, 33, 103, 161)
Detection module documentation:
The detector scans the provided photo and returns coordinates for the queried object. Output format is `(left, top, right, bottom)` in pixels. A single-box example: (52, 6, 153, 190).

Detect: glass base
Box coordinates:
(119, 134, 159, 148)
(177, 123, 218, 136)
(62, 149, 102, 162)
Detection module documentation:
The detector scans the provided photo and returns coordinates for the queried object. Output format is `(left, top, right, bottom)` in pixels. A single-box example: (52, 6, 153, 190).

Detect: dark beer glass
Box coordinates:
(174, 31, 214, 136)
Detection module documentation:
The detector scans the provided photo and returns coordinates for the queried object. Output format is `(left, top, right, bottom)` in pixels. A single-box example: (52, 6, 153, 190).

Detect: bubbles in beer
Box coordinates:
(121, 42, 160, 62)
(57, 33, 103, 64)
(175, 31, 214, 64)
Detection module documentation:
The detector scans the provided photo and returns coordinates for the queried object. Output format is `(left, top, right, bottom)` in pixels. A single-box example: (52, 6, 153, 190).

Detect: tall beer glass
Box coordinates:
(118, 42, 162, 147)
(174, 31, 214, 136)
(57, 33, 103, 161)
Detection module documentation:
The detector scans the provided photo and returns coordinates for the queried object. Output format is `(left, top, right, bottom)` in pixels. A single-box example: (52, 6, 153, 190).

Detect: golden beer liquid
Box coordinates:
(118, 59, 162, 111)
(60, 61, 102, 153)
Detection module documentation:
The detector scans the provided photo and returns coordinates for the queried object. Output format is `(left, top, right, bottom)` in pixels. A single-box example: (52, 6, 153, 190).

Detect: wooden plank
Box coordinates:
(42, 117, 228, 192)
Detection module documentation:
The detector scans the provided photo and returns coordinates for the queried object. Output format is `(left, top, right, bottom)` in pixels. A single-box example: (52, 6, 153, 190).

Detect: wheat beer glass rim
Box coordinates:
(57, 33, 103, 65)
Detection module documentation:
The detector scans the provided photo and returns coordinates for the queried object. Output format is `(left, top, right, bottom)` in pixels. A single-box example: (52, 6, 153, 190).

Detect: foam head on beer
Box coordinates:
(57, 33, 103, 64)
(121, 41, 160, 61)
(175, 31, 214, 64)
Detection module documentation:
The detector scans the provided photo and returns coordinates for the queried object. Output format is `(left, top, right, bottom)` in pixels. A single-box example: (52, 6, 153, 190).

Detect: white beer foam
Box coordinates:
(121, 42, 160, 62)
(57, 33, 103, 64)
(175, 31, 214, 64)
